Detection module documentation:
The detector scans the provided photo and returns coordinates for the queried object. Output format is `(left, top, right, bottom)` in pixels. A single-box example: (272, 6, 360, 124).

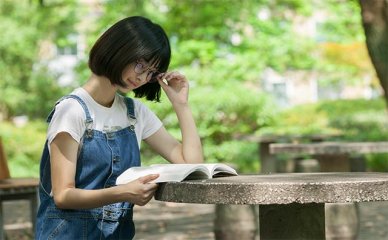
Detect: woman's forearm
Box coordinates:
(53, 186, 126, 209)
(173, 103, 204, 163)
(52, 175, 159, 210)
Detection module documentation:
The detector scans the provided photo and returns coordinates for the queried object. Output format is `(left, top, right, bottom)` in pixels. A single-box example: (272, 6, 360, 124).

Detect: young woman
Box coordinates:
(35, 16, 203, 239)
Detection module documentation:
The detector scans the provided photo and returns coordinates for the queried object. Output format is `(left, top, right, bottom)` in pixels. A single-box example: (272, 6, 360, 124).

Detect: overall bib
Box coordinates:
(36, 95, 140, 240)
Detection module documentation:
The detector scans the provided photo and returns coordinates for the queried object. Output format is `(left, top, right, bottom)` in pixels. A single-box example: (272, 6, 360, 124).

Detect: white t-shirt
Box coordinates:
(47, 88, 163, 149)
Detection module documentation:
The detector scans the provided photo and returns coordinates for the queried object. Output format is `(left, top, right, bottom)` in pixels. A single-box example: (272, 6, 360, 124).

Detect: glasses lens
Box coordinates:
(135, 60, 160, 83)
(134, 63, 144, 74)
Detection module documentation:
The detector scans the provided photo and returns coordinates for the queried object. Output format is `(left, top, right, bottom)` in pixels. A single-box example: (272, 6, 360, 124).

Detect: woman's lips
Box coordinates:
(127, 79, 138, 88)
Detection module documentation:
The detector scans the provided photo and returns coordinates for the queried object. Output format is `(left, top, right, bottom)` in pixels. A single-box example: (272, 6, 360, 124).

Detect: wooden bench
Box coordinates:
(155, 173, 388, 240)
(0, 137, 39, 240)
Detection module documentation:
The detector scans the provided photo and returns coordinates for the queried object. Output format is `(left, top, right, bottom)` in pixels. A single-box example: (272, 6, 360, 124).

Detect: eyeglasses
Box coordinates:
(134, 60, 160, 83)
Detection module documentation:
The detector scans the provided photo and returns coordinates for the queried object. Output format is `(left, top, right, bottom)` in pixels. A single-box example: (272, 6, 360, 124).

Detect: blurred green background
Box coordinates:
(0, 0, 387, 177)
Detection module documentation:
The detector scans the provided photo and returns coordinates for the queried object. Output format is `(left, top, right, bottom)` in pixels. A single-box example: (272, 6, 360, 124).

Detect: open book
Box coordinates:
(116, 163, 238, 184)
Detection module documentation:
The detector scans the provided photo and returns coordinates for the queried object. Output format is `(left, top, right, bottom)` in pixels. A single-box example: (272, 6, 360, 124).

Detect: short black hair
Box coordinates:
(88, 16, 171, 102)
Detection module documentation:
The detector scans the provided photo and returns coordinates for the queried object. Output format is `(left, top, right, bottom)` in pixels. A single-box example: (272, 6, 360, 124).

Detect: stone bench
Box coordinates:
(155, 173, 388, 240)
(270, 141, 388, 172)
(238, 134, 341, 173)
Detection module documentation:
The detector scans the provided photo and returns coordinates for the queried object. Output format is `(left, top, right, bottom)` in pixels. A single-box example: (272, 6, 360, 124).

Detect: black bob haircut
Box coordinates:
(88, 16, 171, 102)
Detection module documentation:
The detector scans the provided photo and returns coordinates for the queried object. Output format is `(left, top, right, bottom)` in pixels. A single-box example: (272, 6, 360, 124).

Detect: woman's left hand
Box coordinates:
(157, 71, 189, 106)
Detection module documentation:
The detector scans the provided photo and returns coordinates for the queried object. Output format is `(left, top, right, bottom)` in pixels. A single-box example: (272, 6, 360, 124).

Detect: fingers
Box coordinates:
(127, 175, 159, 206)
(158, 78, 169, 90)
(137, 181, 159, 206)
(156, 71, 190, 105)
(138, 174, 160, 184)
(157, 71, 186, 85)
(163, 71, 180, 80)
(136, 184, 158, 206)
(136, 192, 156, 206)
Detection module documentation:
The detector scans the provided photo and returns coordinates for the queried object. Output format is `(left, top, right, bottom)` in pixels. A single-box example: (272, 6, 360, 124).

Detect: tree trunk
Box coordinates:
(359, 0, 388, 106)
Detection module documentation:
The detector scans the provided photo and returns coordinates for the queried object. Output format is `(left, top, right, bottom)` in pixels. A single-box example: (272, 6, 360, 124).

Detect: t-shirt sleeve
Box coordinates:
(134, 99, 163, 140)
(47, 98, 86, 145)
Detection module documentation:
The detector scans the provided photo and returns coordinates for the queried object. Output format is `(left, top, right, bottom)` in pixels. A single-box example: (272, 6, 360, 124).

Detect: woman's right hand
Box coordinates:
(119, 174, 160, 206)
(157, 71, 190, 107)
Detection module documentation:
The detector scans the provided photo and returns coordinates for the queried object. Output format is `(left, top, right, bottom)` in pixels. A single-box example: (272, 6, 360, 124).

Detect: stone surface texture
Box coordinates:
(155, 173, 388, 204)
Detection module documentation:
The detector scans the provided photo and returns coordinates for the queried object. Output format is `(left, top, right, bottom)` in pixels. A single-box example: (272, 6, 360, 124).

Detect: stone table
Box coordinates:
(155, 173, 388, 240)
(269, 141, 388, 238)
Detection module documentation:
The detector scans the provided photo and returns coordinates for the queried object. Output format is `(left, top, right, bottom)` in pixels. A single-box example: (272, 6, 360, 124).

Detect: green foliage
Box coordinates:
(259, 103, 338, 136)
(174, 40, 217, 66)
(202, 140, 259, 173)
(317, 99, 388, 141)
(23, 67, 72, 118)
(4, 98, 386, 176)
(1, 0, 386, 175)
(136, 75, 278, 172)
(316, 0, 364, 43)
(0, 121, 47, 177)
(191, 84, 275, 141)
(163, 0, 317, 72)
(367, 154, 388, 172)
(303, 101, 386, 172)
(262, 98, 387, 139)
(0, 0, 78, 119)
(164, 0, 242, 43)
(262, 98, 388, 171)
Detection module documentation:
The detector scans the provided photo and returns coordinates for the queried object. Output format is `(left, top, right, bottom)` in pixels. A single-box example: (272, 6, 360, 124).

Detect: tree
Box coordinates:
(0, 0, 78, 118)
(359, 0, 388, 106)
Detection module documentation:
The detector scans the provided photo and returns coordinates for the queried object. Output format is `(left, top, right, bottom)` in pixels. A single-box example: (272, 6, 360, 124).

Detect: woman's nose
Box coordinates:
(136, 71, 148, 82)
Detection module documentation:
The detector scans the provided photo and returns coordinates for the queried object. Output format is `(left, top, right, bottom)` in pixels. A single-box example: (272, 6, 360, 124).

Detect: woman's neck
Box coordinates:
(83, 74, 117, 108)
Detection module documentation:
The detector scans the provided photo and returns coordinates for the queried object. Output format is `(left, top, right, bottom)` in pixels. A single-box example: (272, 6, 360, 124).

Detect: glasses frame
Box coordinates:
(134, 60, 160, 83)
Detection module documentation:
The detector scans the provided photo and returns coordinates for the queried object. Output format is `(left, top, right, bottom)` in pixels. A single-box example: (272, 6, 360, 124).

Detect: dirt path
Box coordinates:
(134, 201, 214, 240)
(3, 199, 388, 239)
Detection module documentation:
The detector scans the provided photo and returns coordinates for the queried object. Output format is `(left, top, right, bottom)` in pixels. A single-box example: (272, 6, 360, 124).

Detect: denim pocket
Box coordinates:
(41, 206, 134, 239)
(40, 217, 91, 240)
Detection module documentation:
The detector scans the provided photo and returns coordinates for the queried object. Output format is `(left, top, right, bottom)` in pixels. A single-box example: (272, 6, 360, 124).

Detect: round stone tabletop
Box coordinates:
(155, 172, 388, 205)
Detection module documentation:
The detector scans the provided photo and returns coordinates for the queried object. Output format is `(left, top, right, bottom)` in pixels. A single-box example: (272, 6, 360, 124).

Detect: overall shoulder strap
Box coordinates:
(124, 97, 136, 120)
(124, 97, 137, 128)
(46, 94, 93, 126)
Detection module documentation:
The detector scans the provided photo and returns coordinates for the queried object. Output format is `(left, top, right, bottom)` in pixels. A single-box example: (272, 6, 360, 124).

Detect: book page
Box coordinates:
(116, 164, 211, 184)
(202, 163, 238, 177)
(152, 163, 238, 179)
(116, 163, 238, 185)
(151, 164, 212, 182)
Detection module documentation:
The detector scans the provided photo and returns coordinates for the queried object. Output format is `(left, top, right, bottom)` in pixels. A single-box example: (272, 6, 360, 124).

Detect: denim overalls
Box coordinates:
(36, 95, 140, 240)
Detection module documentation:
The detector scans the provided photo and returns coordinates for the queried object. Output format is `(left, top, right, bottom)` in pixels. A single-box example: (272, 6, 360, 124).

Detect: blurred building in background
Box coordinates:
(260, 7, 381, 108)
